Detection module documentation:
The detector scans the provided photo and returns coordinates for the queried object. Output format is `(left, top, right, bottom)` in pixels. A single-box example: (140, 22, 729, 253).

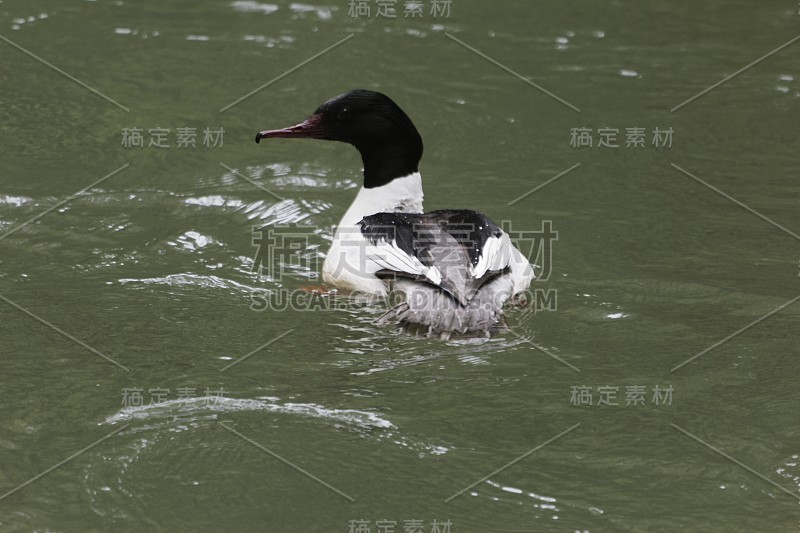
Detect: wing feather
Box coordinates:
(358, 210, 517, 305)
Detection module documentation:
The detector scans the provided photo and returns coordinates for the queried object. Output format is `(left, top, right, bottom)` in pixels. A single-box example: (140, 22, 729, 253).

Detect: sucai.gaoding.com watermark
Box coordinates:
(248, 220, 559, 313)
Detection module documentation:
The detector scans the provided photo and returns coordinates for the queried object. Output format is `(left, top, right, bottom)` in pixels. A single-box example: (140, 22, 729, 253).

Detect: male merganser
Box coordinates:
(256, 90, 533, 338)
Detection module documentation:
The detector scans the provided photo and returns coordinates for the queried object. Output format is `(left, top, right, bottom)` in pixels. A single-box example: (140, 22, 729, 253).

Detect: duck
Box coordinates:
(256, 89, 534, 339)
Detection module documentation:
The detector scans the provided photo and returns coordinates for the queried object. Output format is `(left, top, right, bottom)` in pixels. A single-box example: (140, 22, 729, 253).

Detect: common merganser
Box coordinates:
(256, 90, 534, 338)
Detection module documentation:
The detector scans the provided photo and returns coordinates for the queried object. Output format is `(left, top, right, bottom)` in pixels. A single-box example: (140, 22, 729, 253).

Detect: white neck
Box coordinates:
(336, 172, 424, 230)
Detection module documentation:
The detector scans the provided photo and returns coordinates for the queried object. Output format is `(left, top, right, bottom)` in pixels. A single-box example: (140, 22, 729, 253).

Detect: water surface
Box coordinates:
(1, 0, 799, 531)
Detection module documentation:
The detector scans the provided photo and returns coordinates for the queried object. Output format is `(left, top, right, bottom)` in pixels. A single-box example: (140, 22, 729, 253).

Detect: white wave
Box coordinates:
(103, 396, 395, 431)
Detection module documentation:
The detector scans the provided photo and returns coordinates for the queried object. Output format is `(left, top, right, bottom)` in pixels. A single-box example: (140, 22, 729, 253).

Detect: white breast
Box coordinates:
(322, 172, 424, 294)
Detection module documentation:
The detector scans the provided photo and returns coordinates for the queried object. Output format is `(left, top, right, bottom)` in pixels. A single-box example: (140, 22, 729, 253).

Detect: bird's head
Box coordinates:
(256, 89, 423, 188)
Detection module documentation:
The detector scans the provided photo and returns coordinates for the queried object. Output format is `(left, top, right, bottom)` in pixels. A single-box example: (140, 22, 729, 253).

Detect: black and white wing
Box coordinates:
(358, 210, 514, 305)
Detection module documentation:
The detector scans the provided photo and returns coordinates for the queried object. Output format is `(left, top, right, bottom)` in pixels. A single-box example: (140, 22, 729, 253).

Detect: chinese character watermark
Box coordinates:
(347, 518, 452, 533)
(249, 221, 558, 313)
(347, 0, 452, 18)
(252, 224, 320, 282)
(503, 219, 557, 283)
(569, 127, 673, 149)
(504, 219, 558, 314)
(121, 386, 227, 407)
(121, 126, 224, 148)
(569, 385, 674, 407)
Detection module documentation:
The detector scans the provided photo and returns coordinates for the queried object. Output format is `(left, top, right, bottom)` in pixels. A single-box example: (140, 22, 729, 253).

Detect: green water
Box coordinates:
(1, 0, 799, 531)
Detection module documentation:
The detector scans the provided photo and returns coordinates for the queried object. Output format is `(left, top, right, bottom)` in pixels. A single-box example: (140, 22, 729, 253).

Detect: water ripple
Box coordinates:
(118, 273, 259, 293)
(103, 396, 394, 431)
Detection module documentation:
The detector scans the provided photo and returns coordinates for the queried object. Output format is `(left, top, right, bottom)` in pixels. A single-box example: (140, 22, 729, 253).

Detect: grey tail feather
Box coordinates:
(376, 302, 411, 326)
(375, 290, 508, 339)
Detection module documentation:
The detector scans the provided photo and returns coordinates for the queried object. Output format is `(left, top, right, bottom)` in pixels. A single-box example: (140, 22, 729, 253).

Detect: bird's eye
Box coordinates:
(337, 107, 350, 120)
